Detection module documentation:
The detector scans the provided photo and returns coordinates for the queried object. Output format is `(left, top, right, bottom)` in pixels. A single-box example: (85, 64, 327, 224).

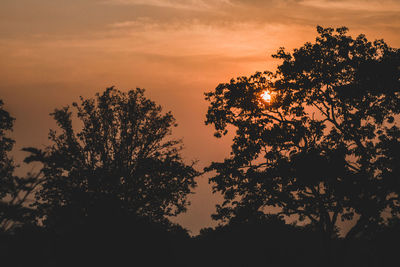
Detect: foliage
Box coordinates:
(0, 100, 39, 232)
(0, 99, 17, 229)
(24, 87, 198, 227)
(205, 26, 400, 243)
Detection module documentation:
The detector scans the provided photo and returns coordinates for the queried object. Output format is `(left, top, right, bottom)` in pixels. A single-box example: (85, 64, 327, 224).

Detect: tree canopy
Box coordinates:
(0, 99, 15, 193)
(0, 100, 40, 232)
(24, 87, 198, 227)
(205, 26, 400, 244)
(0, 99, 17, 230)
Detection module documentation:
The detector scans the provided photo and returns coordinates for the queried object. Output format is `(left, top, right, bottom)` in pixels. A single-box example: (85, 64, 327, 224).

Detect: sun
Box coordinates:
(260, 90, 272, 102)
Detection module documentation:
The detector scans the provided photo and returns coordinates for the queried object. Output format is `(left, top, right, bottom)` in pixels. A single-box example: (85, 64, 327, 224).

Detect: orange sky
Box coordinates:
(1, 0, 400, 234)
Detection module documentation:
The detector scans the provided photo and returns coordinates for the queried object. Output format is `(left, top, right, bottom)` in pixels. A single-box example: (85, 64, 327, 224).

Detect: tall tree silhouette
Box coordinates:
(0, 100, 39, 232)
(24, 87, 198, 228)
(205, 26, 400, 260)
(0, 99, 17, 230)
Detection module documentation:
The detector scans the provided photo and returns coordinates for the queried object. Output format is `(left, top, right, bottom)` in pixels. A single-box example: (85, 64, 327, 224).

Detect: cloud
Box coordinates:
(300, 0, 400, 12)
(104, 0, 233, 10)
(109, 17, 159, 28)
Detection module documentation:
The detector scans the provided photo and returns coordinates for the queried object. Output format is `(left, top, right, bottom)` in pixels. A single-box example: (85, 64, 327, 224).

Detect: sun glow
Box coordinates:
(261, 90, 272, 102)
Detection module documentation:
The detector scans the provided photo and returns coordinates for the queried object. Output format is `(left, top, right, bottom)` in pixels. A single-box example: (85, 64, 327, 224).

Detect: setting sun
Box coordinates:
(261, 90, 272, 102)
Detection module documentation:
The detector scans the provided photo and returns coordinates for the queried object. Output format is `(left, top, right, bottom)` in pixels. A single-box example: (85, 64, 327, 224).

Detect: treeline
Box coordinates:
(1, 26, 400, 266)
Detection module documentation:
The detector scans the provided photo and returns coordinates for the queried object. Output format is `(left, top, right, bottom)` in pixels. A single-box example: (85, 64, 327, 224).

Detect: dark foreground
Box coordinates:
(2, 215, 399, 267)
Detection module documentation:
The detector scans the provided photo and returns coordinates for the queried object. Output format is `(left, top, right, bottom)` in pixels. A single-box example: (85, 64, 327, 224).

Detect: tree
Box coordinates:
(0, 100, 39, 232)
(24, 87, 198, 228)
(205, 26, 400, 258)
(0, 99, 16, 230)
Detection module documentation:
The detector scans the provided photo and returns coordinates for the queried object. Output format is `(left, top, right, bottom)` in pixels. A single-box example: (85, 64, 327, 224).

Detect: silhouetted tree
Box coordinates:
(0, 100, 39, 232)
(0, 99, 16, 230)
(24, 87, 198, 229)
(205, 26, 400, 261)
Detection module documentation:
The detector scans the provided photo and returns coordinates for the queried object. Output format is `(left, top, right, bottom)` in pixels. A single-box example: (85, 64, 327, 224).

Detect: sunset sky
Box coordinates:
(1, 0, 400, 234)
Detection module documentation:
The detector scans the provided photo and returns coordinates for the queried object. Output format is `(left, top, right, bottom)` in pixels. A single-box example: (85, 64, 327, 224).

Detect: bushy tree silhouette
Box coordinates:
(205, 26, 400, 261)
(24, 87, 198, 228)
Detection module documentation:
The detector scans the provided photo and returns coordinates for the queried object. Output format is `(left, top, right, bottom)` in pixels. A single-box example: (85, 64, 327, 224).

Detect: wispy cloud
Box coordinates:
(109, 17, 159, 29)
(300, 0, 400, 12)
(104, 0, 233, 10)
(77, 19, 299, 58)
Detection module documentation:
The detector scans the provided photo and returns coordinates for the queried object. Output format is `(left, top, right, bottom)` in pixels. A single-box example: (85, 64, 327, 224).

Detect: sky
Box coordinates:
(1, 0, 400, 234)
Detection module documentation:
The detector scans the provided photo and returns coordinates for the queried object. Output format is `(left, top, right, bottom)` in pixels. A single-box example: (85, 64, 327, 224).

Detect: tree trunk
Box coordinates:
(321, 231, 333, 267)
